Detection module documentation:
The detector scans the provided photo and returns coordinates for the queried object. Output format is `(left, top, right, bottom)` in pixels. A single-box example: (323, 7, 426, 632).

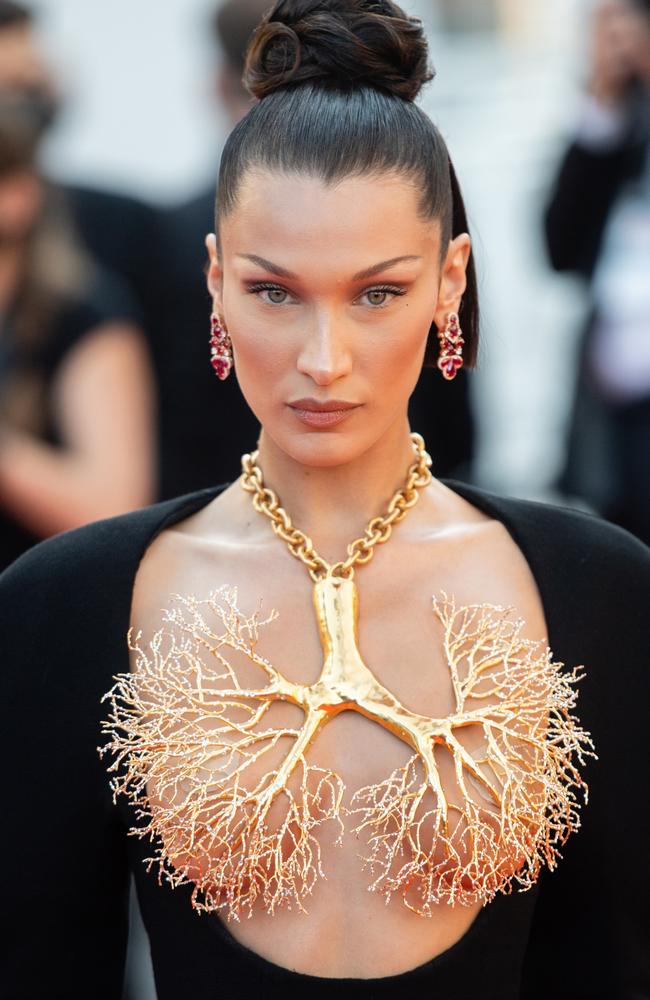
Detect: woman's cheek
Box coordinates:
(364, 314, 427, 393)
(241, 329, 293, 376)
(230, 327, 291, 415)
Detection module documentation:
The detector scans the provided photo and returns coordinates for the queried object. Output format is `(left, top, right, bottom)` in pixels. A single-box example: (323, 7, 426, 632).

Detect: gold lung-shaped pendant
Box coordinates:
(99, 577, 595, 921)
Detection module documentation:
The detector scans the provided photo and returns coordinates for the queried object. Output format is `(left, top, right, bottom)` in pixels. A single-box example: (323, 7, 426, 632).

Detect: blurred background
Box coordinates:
(0, 0, 647, 994)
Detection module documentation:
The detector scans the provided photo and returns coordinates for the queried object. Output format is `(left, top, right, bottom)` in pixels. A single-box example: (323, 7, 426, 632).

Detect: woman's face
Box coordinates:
(207, 168, 470, 468)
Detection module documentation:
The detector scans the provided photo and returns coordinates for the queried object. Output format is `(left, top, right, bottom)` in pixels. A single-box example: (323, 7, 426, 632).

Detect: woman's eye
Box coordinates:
(247, 283, 294, 305)
(359, 286, 405, 307)
(264, 287, 289, 304)
(247, 283, 405, 307)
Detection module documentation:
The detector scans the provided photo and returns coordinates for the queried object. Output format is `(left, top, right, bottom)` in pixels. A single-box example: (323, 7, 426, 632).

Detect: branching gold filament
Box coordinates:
(99, 579, 595, 922)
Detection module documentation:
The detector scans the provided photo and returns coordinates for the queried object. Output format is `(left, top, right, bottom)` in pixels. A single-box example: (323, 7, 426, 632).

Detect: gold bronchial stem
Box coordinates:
(311, 577, 455, 830)
(99, 431, 596, 921)
(314, 578, 457, 786)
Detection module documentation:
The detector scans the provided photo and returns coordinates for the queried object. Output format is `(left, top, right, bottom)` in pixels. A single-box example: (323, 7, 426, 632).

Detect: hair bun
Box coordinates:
(244, 0, 433, 102)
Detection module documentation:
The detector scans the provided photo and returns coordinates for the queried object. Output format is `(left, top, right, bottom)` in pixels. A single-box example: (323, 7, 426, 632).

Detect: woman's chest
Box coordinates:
(122, 555, 513, 974)
(104, 513, 595, 977)
(118, 531, 588, 931)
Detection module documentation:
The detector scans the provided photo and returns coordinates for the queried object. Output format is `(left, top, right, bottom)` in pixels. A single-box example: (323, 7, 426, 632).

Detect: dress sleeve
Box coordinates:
(520, 522, 650, 998)
(0, 532, 131, 999)
(38, 268, 145, 380)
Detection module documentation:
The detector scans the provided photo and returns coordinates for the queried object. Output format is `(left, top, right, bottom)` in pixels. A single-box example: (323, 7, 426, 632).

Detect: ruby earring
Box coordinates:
(209, 312, 233, 380)
(436, 311, 464, 381)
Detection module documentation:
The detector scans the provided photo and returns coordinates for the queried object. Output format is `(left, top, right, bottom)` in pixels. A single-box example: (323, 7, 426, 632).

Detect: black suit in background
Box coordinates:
(543, 95, 650, 543)
(152, 189, 475, 501)
(63, 183, 159, 316)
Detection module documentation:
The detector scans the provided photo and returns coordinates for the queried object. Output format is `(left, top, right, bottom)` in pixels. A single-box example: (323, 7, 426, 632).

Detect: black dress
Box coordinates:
(1, 480, 648, 1000)
(0, 272, 142, 570)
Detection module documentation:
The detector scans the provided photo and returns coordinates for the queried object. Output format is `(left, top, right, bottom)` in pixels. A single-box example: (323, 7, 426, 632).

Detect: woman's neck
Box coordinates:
(252, 418, 419, 564)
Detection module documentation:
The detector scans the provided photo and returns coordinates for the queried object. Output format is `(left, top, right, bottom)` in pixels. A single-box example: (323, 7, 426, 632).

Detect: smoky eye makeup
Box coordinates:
(244, 281, 297, 306)
(244, 280, 409, 307)
(359, 284, 408, 306)
(245, 280, 291, 293)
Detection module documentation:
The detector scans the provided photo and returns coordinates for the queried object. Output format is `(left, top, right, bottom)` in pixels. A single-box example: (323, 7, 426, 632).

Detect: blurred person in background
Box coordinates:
(0, 91, 156, 571)
(153, 0, 476, 500)
(0, 1, 158, 324)
(544, 0, 650, 544)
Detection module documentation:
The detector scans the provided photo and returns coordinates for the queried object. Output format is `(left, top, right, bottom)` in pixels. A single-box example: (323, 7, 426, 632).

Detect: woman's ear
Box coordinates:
(205, 233, 224, 315)
(433, 233, 471, 329)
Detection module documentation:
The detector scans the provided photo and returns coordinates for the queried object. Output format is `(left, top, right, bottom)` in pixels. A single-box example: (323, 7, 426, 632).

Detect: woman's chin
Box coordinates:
(285, 432, 361, 468)
(262, 422, 371, 469)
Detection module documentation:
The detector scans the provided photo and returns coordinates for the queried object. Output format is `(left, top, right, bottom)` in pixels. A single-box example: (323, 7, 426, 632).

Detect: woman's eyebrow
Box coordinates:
(352, 255, 422, 280)
(236, 253, 296, 278)
(235, 253, 422, 281)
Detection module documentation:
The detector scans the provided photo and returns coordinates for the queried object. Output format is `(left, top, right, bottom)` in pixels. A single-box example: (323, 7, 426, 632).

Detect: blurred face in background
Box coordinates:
(0, 20, 51, 92)
(596, 0, 650, 93)
(0, 18, 59, 128)
(0, 18, 56, 248)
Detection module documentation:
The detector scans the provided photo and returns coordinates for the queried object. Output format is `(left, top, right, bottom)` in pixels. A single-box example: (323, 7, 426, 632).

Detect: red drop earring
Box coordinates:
(436, 311, 464, 381)
(209, 312, 233, 380)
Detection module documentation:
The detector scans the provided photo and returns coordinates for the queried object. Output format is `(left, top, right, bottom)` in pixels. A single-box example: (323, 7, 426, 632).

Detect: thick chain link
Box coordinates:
(240, 432, 433, 582)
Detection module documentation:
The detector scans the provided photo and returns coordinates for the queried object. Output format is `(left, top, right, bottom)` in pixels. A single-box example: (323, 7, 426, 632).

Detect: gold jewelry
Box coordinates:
(240, 431, 433, 581)
(99, 432, 595, 923)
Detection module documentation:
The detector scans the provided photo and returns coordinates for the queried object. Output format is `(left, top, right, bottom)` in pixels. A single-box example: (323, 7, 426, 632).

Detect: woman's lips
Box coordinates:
(287, 399, 361, 429)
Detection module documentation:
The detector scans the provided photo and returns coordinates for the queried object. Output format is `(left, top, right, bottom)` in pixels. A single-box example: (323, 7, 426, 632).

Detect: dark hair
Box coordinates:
(215, 0, 479, 368)
(0, 0, 31, 29)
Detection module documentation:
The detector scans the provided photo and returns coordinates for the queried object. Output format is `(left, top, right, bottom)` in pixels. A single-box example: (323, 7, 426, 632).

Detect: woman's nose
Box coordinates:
(296, 312, 353, 385)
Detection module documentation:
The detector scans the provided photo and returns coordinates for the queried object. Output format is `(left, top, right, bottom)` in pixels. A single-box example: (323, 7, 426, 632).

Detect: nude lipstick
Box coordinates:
(287, 397, 361, 429)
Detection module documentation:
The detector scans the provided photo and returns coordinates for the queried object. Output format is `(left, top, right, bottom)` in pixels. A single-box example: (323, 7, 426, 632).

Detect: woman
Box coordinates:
(0, 91, 156, 569)
(2, 3, 648, 998)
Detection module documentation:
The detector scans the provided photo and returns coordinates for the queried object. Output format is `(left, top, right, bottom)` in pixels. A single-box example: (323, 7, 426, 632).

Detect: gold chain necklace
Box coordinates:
(240, 431, 433, 581)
